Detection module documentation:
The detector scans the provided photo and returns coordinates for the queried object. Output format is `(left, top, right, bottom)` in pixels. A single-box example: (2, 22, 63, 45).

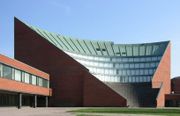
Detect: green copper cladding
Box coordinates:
(27, 24, 169, 57)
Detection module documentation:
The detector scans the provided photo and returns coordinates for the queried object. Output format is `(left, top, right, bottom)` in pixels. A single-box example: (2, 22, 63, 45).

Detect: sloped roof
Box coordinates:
(22, 21, 169, 57)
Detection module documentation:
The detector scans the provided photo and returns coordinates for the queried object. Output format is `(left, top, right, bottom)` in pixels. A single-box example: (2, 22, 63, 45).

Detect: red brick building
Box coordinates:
(0, 54, 51, 108)
(165, 77, 180, 107)
(14, 17, 172, 107)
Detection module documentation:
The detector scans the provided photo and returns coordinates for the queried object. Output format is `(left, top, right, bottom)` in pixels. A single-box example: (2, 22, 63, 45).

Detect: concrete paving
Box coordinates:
(0, 107, 77, 116)
(0, 107, 164, 116)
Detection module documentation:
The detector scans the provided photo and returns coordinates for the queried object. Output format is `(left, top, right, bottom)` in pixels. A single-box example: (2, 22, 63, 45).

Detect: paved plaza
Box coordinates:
(0, 107, 165, 116)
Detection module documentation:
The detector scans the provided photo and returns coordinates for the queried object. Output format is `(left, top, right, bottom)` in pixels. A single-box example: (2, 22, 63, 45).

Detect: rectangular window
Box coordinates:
(119, 64, 123, 68)
(140, 70, 144, 75)
(145, 63, 150, 68)
(128, 58, 133, 62)
(38, 77, 43, 87)
(122, 58, 128, 62)
(122, 70, 126, 76)
(149, 69, 154, 75)
(42, 79, 48, 87)
(118, 70, 122, 75)
(140, 57, 146, 62)
(21, 72, 25, 82)
(144, 69, 149, 75)
(3, 65, 12, 79)
(147, 76, 151, 82)
(124, 76, 128, 82)
(131, 70, 135, 75)
(126, 70, 130, 76)
(146, 57, 151, 62)
(135, 63, 140, 68)
(135, 77, 139, 82)
(24, 73, 30, 84)
(140, 63, 144, 68)
(129, 77, 132, 83)
(129, 64, 134, 68)
(143, 76, 146, 82)
(115, 64, 119, 68)
(14, 69, 21, 81)
(124, 64, 129, 68)
(140, 76, 143, 82)
(152, 57, 158, 61)
(133, 58, 139, 62)
(135, 70, 139, 75)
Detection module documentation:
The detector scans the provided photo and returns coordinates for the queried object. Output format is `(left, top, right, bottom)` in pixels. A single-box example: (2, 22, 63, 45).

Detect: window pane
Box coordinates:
(130, 64, 134, 68)
(32, 75, 37, 85)
(24, 73, 30, 83)
(14, 69, 21, 81)
(3, 65, 12, 79)
(38, 77, 43, 86)
(43, 79, 48, 88)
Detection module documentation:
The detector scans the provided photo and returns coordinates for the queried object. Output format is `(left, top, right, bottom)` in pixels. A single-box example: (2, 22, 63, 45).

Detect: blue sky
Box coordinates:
(0, 0, 180, 78)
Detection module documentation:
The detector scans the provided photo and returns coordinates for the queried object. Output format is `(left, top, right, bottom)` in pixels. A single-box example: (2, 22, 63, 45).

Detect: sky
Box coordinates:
(0, 0, 180, 78)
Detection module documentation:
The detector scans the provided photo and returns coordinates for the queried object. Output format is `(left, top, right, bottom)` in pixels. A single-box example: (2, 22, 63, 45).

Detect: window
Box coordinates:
(149, 69, 154, 75)
(140, 76, 143, 82)
(146, 57, 151, 62)
(129, 77, 132, 82)
(43, 79, 48, 88)
(24, 73, 30, 83)
(128, 58, 133, 62)
(152, 57, 158, 61)
(150, 62, 156, 67)
(135, 63, 140, 68)
(133, 58, 139, 62)
(122, 58, 128, 62)
(147, 76, 151, 82)
(115, 64, 119, 68)
(135, 70, 139, 75)
(130, 64, 134, 68)
(122, 70, 126, 76)
(124, 76, 128, 82)
(126, 70, 130, 76)
(14, 69, 21, 81)
(144, 69, 149, 75)
(124, 64, 129, 68)
(140, 57, 146, 62)
(140, 63, 144, 68)
(119, 64, 123, 68)
(118, 70, 122, 75)
(135, 77, 139, 82)
(140, 70, 144, 75)
(3, 65, 12, 79)
(38, 77, 43, 87)
(132, 77, 135, 82)
(131, 70, 135, 75)
(145, 63, 150, 68)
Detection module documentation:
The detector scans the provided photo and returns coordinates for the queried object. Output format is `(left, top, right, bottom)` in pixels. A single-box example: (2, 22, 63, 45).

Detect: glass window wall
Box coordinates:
(0, 63, 49, 88)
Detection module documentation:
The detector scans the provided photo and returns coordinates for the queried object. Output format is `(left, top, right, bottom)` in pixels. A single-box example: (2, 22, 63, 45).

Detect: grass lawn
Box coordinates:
(70, 108, 180, 116)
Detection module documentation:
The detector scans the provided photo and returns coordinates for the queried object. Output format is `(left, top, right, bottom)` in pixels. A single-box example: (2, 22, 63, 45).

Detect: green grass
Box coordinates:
(70, 108, 180, 116)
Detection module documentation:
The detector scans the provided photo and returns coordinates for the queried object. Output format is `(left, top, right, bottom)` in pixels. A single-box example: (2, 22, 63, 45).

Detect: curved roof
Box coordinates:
(25, 23, 169, 57)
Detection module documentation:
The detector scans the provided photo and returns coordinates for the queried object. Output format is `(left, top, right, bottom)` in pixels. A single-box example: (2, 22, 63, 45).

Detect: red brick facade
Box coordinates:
(14, 18, 126, 107)
(0, 54, 51, 96)
(152, 43, 171, 107)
